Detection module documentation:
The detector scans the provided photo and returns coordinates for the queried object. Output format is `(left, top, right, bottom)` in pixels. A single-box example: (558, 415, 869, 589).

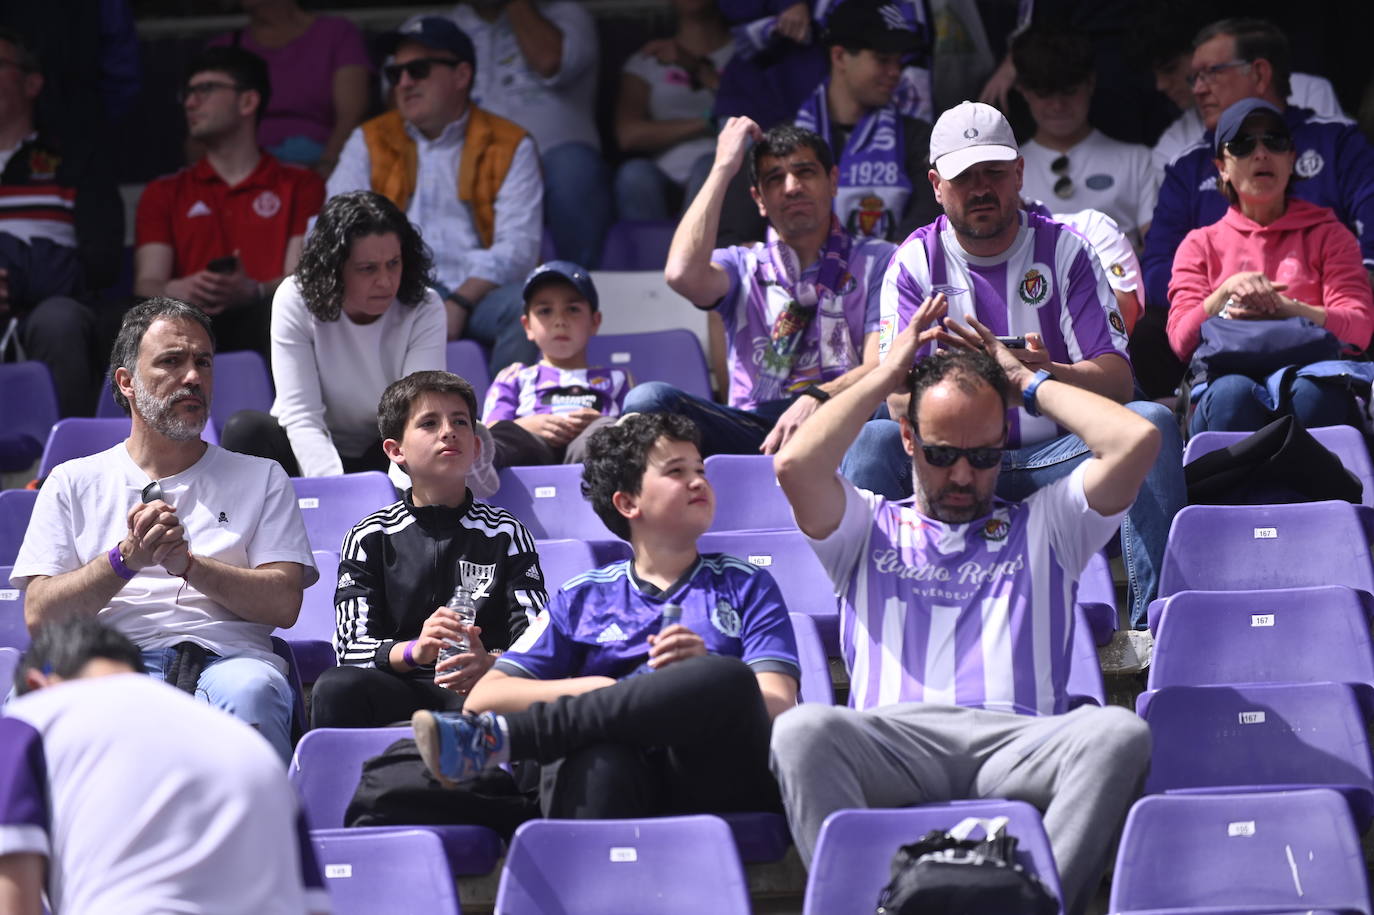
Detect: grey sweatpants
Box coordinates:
(769, 702, 1151, 915)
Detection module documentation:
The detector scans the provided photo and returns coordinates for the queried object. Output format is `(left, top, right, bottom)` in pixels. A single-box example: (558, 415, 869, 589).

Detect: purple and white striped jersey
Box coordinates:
(879, 210, 1129, 447)
(711, 236, 894, 411)
(482, 363, 631, 423)
(808, 465, 1123, 716)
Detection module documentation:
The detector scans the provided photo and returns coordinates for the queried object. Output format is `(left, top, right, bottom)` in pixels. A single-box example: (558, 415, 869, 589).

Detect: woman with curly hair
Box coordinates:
(221, 190, 446, 477)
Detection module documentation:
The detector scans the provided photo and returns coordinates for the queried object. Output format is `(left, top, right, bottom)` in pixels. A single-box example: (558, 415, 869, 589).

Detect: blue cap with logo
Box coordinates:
(380, 16, 475, 67)
(522, 260, 599, 312)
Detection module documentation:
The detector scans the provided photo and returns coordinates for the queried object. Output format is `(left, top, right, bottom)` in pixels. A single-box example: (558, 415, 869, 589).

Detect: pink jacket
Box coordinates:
(1166, 197, 1374, 360)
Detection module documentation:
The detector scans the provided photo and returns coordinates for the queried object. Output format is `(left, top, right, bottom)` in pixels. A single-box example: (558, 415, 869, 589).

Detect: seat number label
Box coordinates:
(747, 554, 773, 566)
(298, 497, 319, 509)
(609, 847, 638, 862)
(1252, 527, 1278, 539)
(1227, 821, 1255, 837)
(1238, 711, 1266, 724)
(1250, 614, 1275, 627)
(0, 589, 16, 601)
(324, 864, 352, 878)
(534, 486, 556, 498)
(611, 352, 632, 364)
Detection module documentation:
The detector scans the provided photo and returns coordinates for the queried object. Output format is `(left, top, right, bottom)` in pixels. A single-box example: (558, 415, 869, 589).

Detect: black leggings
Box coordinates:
(506, 654, 781, 819)
(220, 409, 388, 478)
(311, 665, 464, 729)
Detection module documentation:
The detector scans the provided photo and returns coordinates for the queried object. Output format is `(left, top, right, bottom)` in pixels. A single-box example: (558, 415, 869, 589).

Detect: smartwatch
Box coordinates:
(1022, 370, 1054, 418)
(800, 384, 830, 404)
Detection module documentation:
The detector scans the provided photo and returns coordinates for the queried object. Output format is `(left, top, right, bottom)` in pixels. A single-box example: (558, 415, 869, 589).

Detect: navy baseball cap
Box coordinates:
(825, 0, 924, 54)
(522, 261, 599, 311)
(1214, 98, 1286, 156)
(380, 16, 475, 67)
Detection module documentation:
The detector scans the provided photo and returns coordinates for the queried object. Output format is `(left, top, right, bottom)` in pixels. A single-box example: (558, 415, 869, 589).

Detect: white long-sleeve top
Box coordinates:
(269, 276, 446, 477)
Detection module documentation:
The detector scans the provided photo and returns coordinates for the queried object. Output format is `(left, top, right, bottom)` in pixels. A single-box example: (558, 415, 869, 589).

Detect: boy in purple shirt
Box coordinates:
(482, 261, 631, 469)
(412, 412, 800, 818)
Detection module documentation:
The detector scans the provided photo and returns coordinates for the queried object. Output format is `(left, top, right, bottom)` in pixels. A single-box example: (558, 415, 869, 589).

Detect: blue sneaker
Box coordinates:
(411, 710, 507, 788)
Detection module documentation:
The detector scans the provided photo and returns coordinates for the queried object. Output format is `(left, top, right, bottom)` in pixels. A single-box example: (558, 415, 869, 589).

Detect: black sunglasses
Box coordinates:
(1223, 132, 1293, 158)
(920, 444, 1004, 470)
(383, 57, 462, 84)
(1051, 154, 1073, 199)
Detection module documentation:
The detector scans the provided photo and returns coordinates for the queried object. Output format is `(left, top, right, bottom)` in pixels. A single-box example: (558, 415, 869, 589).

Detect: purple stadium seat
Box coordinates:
(0, 646, 18, 699)
(495, 815, 751, 914)
(1110, 789, 1371, 915)
(789, 611, 833, 706)
(1075, 551, 1117, 647)
(270, 636, 310, 742)
(311, 829, 460, 915)
(697, 529, 839, 656)
(290, 472, 397, 554)
(1066, 604, 1105, 709)
(0, 362, 58, 472)
(598, 219, 676, 271)
(0, 489, 37, 565)
(290, 727, 503, 875)
(0, 566, 27, 651)
(1150, 501, 1374, 631)
(803, 801, 1065, 915)
(1142, 586, 1374, 716)
(487, 464, 616, 542)
(705, 453, 795, 533)
(445, 339, 491, 408)
(587, 329, 712, 400)
(1184, 424, 1374, 509)
(1142, 682, 1374, 831)
(208, 350, 274, 432)
(279, 550, 340, 685)
(37, 417, 220, 479)
(720, 811, 791, 863)
(534, 538, 634, 593)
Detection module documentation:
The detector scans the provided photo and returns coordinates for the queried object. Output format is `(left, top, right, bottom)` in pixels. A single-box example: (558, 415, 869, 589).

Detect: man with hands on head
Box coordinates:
(631, 115, 895, 458)
(9, 298, 318, 763)
(769, 297, 1157, 915)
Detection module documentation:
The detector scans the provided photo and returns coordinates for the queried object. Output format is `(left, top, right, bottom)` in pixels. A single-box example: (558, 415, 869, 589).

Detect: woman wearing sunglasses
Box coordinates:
(1166, 98, 1374, 434)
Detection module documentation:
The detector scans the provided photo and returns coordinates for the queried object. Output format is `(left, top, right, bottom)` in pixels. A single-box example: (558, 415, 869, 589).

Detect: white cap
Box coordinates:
(929, 101, 1019, 180)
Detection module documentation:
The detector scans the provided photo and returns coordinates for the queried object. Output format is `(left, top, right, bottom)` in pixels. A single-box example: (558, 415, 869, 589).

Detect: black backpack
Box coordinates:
(875, 816, 1059, 915)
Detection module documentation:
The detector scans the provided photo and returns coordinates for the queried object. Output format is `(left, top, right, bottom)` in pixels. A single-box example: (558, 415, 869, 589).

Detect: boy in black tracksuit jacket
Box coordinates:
(310, 371, 547, 729)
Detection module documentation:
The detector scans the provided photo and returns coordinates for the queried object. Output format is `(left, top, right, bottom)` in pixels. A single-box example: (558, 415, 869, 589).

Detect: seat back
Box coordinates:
(803, 801, 1064, 915)
(587, 329, 712, 400)
(445, 339, 491, 408)
(279, 551, 340, 685)
(789, 612, 833, 705)
(290, 727, 412, 830)
(291, 473, 397, 553)
(1110, 789, 1371, 914)
(312, 829, 460, 915)
(535, 538, 600, 594)
(1065, 604, 1105, 708)
(1075, 551, 1117, 646)
(0, 646, 20, 701)
(0, 566, 27, 651)
(0, 361, 58, 472)
(496, 815, 751, 915)
(1184, 424, 1374, 509)
(209, 350, 274, 431)
(598, 219, 677, 271)
(705, 453, 795, 533)
(0, 489, 37, 565)
(38, 418, 131, 478)
(1158, 501, 1374, 598)
(487, 464, 614, 541)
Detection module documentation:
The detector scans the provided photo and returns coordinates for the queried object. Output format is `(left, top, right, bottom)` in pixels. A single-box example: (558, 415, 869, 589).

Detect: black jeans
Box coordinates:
(220, 409, 388, 478)
(311, 665, 464, 729)
(507, 654, 781, 819)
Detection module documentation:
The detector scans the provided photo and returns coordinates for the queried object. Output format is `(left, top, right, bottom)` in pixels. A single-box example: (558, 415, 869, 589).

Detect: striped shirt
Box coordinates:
(482, 363, 631, 422)
(879, 210, 1129, 447)
(808, 466, 1122, 716)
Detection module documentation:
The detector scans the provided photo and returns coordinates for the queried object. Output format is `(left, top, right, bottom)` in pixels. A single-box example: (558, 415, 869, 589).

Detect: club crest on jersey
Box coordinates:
(853, 194, 888, 238)
(1110, 263, 1125, 277)
(1295, 149, 1324, 178)
(980, 518, 1010, 543)
(711, 600, 742, 638)
(1109, 310, 1126, 334)
(458, 561, 496, 600)
(1018, 263, 1052, 308)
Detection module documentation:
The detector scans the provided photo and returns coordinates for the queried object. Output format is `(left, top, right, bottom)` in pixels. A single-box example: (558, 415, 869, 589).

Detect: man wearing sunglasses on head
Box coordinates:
(770, 297, 1158, 915)
(327, 15, 542, 374)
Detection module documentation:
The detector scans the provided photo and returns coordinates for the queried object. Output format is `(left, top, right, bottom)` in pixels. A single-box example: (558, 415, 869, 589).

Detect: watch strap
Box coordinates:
(1022, 370, 1054, 418)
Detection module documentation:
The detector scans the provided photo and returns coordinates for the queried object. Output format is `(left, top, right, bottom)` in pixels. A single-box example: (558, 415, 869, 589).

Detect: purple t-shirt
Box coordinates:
(711, 236, 893, 410)
(496, 555, 801, 682)
(482, 363, 631, 423)
(210, 16, 370, 149)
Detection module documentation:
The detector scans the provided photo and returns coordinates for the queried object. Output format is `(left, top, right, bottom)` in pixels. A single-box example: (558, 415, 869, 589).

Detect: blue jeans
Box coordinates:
(1190, 373, 1353, 435)
(466, 281, 539, 375)
(839, 402, 1185, 630)
(622, 381, 787, 455)
(543, 142, 612, 269)
(140, 648, 294, 763)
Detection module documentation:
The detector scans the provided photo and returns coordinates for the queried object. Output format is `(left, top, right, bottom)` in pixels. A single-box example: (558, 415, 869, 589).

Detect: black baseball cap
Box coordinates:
(379, 16, 475, 67)
(522, 261, 599, 312)
(825, 0, 924, 54)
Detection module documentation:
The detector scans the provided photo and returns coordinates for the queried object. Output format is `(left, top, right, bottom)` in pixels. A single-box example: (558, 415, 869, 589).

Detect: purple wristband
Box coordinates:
(402, 641, 418, 668)
(108, 545, 135, 581)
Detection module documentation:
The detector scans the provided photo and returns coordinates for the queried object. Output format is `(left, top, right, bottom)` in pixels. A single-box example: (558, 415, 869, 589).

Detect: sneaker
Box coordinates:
(411, 709, 507, 788)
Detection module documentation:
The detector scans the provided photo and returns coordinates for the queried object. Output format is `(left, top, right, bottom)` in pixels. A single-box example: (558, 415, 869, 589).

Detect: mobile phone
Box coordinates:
(206, 255, 239, 275)
(995, 335, 1027, 349)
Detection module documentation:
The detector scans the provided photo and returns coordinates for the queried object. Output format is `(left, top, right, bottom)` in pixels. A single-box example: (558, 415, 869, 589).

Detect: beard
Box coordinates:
(132, 372, 208, 442)
(946, 193, 1018, 241)
(916, 479, 994, 524)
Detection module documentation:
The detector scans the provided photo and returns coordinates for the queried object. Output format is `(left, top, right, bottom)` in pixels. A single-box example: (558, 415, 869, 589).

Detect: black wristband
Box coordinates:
(800, 384, 830, 404)
(448, 293, 477, 314)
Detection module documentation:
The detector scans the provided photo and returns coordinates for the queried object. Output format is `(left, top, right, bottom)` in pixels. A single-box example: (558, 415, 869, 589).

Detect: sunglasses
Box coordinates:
(384, 57, 462, 84)
(1223, 132, 1293, 158)
(1050, 155, 1073, 199)
(920, 444, 1004, 470)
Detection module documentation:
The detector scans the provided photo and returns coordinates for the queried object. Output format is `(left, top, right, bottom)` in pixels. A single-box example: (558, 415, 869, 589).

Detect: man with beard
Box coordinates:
(10, 298, 318, 762)
(842, 101, 1185, 636)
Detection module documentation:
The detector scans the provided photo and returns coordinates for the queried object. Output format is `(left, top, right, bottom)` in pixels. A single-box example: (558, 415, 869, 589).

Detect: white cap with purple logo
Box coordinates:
(929, 101, 1020, 180)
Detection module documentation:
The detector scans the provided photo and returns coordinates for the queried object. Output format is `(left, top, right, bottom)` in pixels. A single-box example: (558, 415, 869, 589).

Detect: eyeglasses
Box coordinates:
(1223, 131, 1293, 157)
(1050, 155, 1073, 199)
(383, 57, 462, 84)
(920, 444, 1004, 470)
(178, 80, 242, 104)
(1187, 60, 1251, 86)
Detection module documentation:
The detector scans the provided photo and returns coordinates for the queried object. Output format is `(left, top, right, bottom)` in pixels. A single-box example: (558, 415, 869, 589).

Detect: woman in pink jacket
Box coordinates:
(1167, 98, 1374, 434)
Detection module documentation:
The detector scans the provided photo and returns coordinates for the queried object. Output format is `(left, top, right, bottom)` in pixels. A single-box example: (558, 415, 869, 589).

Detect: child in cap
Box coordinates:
(482, 262, 632, 468)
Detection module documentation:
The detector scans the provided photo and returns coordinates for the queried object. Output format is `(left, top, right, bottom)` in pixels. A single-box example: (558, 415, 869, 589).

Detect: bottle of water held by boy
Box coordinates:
(437, 584, 476, 669)
(629, 603, 683, 677)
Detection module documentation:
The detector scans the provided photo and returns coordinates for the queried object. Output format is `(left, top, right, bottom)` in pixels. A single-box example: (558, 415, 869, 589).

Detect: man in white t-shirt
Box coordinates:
(0, 619, 330, 915)
(10, 298, 318, 762)
(1011, 27, 1158, 249)
(770, 302, 1158, 915)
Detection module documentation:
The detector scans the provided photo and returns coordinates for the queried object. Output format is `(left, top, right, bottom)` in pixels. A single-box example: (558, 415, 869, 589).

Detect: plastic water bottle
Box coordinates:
(437, 584, 477, 667)
(629, 603, 683, 677)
